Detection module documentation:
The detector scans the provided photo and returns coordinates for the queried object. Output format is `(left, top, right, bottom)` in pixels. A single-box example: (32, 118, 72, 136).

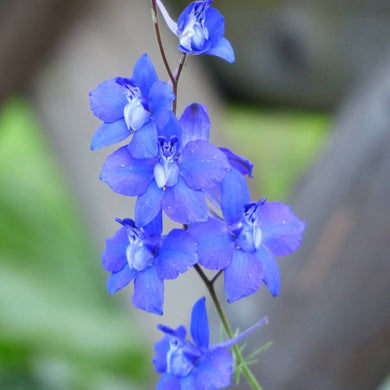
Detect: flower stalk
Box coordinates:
(172, 53, 187, 113)
(151, 0, 188, 115)
(194, 264, 264, 390)
(151, 0, 175, 85)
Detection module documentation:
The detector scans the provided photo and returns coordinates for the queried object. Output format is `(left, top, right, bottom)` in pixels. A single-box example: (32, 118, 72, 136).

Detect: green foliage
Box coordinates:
(233, 341, 273, 385)
(0, 98, 150, 389)
(223, 105, 329, 201)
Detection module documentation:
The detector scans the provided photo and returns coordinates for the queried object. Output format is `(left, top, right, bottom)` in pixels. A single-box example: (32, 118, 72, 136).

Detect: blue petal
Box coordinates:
(193, 347, 233, 389)
(203, 184, 221, 209)
(204, 7, 225, 44)
(153, 335, 170, 373)
(156, 373, 181, 390)
(133, 265, 164, 315)
(221, 168, 250, 225)
(179, 103, 210, 147)
(190, 297, 209, 350)
(179, 374, 197, 389)
(206, 37, 235, 63)
(258, 201, 306, 256)
(148, 81, 175, 128)
(131, 53, 159, 98)
(101, 225, 128, 272)
(90, 119, 130, 150)
(187, 218, 233, 270)
(89, 78, 127, 123)
(157, 324, 187, 340)
(178, 38, 210, 56)
(107, 264, 136, 294)
(142, 211, 163, 238)
(155, 229, 197, 280)
(180, 140, 230, 190)
(255, 245, 280, 296)
(224, 249, 264, 303)
(177, 0, 213, 33)
(177, 1, 212, 54)
(135, 180, 164, 227)
(176, 1, 199, 35)
(100, 146, 155, 196)
(220, 147, 254, 177)
(127, 120, 158, 159)
(157, 112, 181, 140)
(162, 177, 208, 224)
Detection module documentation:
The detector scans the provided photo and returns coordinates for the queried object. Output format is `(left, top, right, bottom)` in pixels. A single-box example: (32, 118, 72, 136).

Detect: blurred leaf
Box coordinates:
(0, 98, 150, 389)
(223, 106, 329, 200)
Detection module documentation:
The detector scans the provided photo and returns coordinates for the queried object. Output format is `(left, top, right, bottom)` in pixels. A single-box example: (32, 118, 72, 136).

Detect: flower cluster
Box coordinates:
(89, 1, 305, 388)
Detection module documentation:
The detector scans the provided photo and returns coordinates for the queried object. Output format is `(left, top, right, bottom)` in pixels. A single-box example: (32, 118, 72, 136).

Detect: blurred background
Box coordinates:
(0, 0, 389, 389)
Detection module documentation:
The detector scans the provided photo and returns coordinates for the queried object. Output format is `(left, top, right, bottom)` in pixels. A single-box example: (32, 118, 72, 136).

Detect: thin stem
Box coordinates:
(211, 269, 223, 284)
(151, 1, 187, 114)
(194, 265, 263, 390)
(172, 53, 187, 114)
(151, 0, 175, 85)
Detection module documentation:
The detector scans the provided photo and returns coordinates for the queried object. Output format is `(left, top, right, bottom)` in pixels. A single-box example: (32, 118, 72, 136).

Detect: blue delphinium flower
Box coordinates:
(89, 53, 174, 154)
(157, 0, 235, 63)
(153, 297, 267, 389)
(100, 103, 230, 226)
(188, 167, 306, 302)
(102, 216, 197, 315)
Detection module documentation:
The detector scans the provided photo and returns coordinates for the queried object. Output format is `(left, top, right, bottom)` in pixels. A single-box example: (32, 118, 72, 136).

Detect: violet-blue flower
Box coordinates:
(102, 217, 197, 315)
(153, 297, 267, 389)
(89, 53, 174, 153)
(157, 0, 235, 63)
(188, 167, 306, 302)
(100, 103, 230, 226)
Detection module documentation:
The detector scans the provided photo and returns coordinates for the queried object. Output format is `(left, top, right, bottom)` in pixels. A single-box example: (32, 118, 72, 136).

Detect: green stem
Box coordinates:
(194, 265, 263, 390)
